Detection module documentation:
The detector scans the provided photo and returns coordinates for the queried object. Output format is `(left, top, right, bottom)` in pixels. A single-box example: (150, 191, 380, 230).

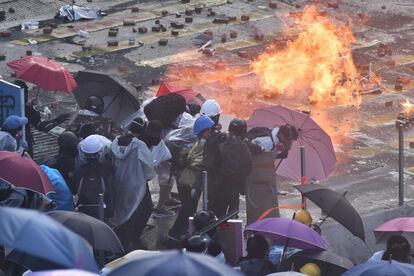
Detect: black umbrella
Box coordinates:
(282, 249, 353, 275)
(47, 210, 124, 253)
(73, 70, 140, 126)
(294, 184, 365, 241)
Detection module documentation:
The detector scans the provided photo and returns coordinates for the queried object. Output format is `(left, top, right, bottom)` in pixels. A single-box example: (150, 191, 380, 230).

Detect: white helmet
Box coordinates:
(80, 135, 103, 154)
(200, 99, 222, 117)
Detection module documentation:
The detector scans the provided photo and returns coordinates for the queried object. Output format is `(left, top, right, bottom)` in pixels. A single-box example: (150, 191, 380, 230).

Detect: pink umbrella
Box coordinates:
(247, 105, 336, 181)
(374, 217, 414, 245)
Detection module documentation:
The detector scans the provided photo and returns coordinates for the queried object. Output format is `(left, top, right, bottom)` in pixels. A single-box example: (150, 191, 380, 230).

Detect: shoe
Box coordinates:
(152, 208, 175, 218)
(165, 198, 182, 209)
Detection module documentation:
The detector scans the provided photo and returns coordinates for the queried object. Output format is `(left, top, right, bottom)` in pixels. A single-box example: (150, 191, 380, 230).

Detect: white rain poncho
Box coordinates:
(151, 139, 172, 168)
(110, 137, 155, 226)
(251, 127, 280, 152)
(78, 134, 112, 165)
(59, 5, 101, 21)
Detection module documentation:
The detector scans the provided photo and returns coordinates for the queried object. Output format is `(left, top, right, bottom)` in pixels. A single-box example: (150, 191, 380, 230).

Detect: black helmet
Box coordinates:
(186, 234, 211, 253)
(85, 96, 104, 115)
(58, 131, 78, 149)
(228, 118, 247, 137)
(193, 209, 217, 232)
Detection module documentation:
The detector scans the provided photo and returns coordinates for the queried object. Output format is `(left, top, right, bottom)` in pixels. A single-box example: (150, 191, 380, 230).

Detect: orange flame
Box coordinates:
(252, 5, 361, 106)
(402, 99, 414, 115)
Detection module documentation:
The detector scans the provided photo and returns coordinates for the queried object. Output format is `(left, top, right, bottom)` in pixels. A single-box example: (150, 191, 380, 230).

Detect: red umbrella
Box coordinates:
(7, 56, 78, 93)
(156, 82, 198, 103)
(247, 105, 336, 181)
(0, 151, 54, 194)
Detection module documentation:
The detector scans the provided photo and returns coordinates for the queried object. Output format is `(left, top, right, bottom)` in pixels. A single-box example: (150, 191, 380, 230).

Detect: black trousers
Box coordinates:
(115, 183, 153, 252)
(169, 185, 201, 238)
(210, 175, 242, 218)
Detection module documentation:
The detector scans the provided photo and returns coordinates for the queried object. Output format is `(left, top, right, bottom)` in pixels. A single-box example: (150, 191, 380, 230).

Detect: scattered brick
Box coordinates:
(255, 33, 264, 41)
(295, 4, 301, 9)
(123, 19, 135, 26)
(131, 7, 139, 13)
(228, 16, 237, 22)
(171, 30, 179, 36)
(221, 34, 227, 43)
(132, 28, 137, 33)
(82, 45, 92, 52)
(185, 17, 193, 23)
(159, 39, 168, 46)
(138, 27, 148, 33)
(215, 60, 226, 69)
(230, 31, 237, 39)
(26, 50, 32, 55)
(107, 40, 119, 47)
(155, 19, 160, 24)
(8, 7, 15, 13)
(87, 0, 92, 2)
(241, 15, 250, 21)
(213, 17, 229, 24)
(49, 22, 58, 29)
(0, 54, 5, 61)
(0, 31, 11, 38)
(409, 142, 414, 149)
(395, 82, 403, 91)
(43, 27, 52, 34)
(151, 79, 161, 85)
(181, 0, 190, 3)
(204, 30, 213, 37)
(397, 76, 411, 85)
(118, 66, 128, 73)
(384, 101, 393, 108)
(162, 10, 169, 16)
(161, 26, 167, 32)
(185, 9, 193, 16)
(237, 51, 249, 58)
(195, 6, 203, 13)
(327, 1, 339, 9)
(269, 2, 277, 9)
(381, 5, 386, 9)
(386, 60, 396, 67)
(152, 25, 161, 32)
(207, 9, 216, 17)
(172, 22, 184, 29)
(108, 30, 118, 37)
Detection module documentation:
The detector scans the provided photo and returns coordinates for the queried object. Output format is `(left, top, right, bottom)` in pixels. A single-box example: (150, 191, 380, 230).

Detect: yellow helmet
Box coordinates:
(294, 209, 313, 226)
(300, 263, 321, 276)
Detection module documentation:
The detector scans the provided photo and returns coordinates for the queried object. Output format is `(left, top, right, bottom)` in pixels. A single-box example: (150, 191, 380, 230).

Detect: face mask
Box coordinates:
(199, 138, 206, 146)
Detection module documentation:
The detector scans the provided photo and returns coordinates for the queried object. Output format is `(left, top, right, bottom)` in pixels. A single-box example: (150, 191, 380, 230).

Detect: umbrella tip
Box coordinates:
(21, 150, 26, 157)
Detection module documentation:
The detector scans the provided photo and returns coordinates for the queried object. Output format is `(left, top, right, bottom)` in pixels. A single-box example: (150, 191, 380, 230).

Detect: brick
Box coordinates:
(215, 60, 225, 69)
(171, 30, 179, 36)
(221, 34, 227, 43)
(0, 54, 5, 61)
(386, 60, 396, 67)
(207, 9, 216, 17)
(381, 5, 386, 9)
(135, 84, 142, 91)
(132, 28, 137, 33)
(159, 39, 168, 46)
(26, 50, 32, 55)
(151, 79, 161, 85)
(172, 22, 184, 29)
(123, 19, 135, 26)
(152, 25, 161, 32)
(204, 30, 213, 37)
(397, 76, 411, 85)
(181, 0, 190, 3)
(118, 66, 128, 73)
(131, 7, 139, 13)
(87, 0, 92, 2)
(384, 101, 393, 108)
(185, 17, 193, 23)
(82, 45, 92, 52)
(110, 27, 119, 32)
(395, 83, 403, 91)
(162, 10, 169, 16)
(213, 17, 229, 24)
(107, 40, 119, 47)
(176, 12, 181, 18)
(138, 27, 148, 34)
(185, 9, 193, 16)
(155, 19, 160, 24)
(49, 22, 58, 29)
(228, 16, 237, 22)
(195, 6, 203, 13)
(327, 1, 339, 9)
(255, 33, 264, 41)
(295, 4, 301, 9)
(230, 31, 237, 39)
(43, 27, 52, 34)
(241, 15, 250, 21)
(317, 8, 327, 16)
(237, 51, 249, 58)
(409, 142, 414, 149)
(269, 2, 277, 9)
(161, 26, 167, 32)
(108, 30, 118, 37)
(0, 10, 5, 16)
(8, 7, 15, 13)
(0, 31, 11, 38)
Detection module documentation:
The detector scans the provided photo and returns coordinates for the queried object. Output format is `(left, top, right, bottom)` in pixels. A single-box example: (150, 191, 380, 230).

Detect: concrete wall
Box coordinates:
(321, 204, 414, 264)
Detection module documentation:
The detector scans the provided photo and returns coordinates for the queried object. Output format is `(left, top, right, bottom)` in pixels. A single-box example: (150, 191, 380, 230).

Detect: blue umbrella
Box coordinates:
(342, 260, 414, 276)
(0, 206, 98, 273)
(27, 269, 99, 275)
(107, 250, 242, 276)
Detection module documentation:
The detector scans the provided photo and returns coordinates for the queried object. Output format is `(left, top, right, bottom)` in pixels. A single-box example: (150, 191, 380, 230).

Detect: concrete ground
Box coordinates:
(1, 0, 414, 263)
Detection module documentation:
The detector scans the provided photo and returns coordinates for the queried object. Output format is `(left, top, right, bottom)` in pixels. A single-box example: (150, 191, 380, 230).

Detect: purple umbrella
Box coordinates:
(374, 217, 414, 245)
(27, 269, 99, 275)
(247, 105, 336, 181)
(245, 218, 328, 251)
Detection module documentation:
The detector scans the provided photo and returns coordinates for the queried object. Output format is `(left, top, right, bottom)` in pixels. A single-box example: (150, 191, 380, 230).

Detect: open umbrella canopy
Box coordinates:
(374, 217, 414, 244)
(73, 70, 140, 126)
(247, 105, 336, 181)
(27, 269, 99, 276)
(245, 218, 328, 251)
(0, 151, 54, 194)
(47, 210, 124, 253)
(295, 184, 365, 241)
(107, 250, 242, 276)
(268, 273, 306, 276)
(342, 260, 414, 276)
(7, 56, 77, 92)
(156, 82, 198, 103)
(283, 249, 353, 275)
(0, 206, 98, 272)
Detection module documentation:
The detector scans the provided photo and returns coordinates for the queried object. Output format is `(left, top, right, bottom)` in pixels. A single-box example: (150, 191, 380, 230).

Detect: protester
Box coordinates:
(1, 115, 28, 152)
(300, 263, 321, 276)
(235, 234, 276, 276)
(78, 133, 112, 165)
(111, 120, 156, 252)
(79, 95, 105, 117)
(209, 118, 252, 217)
(167, 115, 214, 242)
(200, 99, 222, 129)
(187, 103, 201, 117)
(40, 164, 74, 211)
(72, 135, 114, 219)
(368, 235, 412, 264)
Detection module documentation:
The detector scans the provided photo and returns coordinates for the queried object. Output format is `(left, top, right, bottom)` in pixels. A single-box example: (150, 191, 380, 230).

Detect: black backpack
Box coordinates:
(247, 127, 275, 150)
(219, 135, 252, 177)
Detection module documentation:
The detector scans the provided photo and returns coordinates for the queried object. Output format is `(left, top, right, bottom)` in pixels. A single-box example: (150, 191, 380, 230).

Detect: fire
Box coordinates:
(402, 99, 414, 115)
(252, 5, 361, 106)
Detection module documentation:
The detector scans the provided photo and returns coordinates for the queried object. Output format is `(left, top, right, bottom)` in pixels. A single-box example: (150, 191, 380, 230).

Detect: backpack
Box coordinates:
(219, 135, 252, 177)
(247, 127, 275, 150)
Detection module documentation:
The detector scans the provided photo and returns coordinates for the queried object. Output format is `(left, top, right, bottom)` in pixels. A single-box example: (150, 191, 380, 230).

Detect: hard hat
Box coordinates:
(193, 209, 217, 231)
(294, 209, 313, 226)
(300, 263, 321, 276)
(228, 118, 247, 137)
(193, 115, 214, 136)
(80, 135, 103, 154)
(200, 99, 222, 117)
(85, 95, 104, 115)
(186, 234, 211, 253)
